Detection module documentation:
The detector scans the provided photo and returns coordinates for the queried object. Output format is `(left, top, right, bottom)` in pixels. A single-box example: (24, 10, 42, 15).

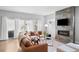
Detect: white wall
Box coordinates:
(75, 7, 79, 43)
(0, 16, 2, 39)
(44, 14, 55, 38)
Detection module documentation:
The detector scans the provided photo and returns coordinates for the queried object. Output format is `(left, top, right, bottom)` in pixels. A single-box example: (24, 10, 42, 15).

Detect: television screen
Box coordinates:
(57, 18, 69, 26)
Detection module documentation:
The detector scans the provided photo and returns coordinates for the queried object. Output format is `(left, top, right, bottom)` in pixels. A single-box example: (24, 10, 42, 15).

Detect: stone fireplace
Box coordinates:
(55, 7, 75, 43)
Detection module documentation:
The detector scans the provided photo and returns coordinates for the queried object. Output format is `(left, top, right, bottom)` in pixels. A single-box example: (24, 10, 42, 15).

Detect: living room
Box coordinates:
(0, 6, 79, 52)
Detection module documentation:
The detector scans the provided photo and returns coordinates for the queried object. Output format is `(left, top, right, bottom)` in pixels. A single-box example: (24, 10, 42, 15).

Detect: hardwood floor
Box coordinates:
(0, 39, 20, 52)
(0, 39, 55, 52)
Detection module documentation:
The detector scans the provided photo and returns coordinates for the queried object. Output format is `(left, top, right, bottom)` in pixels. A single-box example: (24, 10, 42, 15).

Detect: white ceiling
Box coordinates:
(0, 6, 70, 15)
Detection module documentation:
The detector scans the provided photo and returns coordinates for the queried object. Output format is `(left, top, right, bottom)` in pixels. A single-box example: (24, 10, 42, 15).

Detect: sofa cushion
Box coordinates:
(21, 37, 32, 47)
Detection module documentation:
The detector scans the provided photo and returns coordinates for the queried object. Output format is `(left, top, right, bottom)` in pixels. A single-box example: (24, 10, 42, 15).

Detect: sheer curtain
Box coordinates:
(1, 16, 25, 40)
(14, 19, 25, 38)
(25, 20, 34, 32)
(0, 16, 45, 40)
(1, 16, 8, 40)
(37, 19, 45, 31)
(1, 16, 16, 40)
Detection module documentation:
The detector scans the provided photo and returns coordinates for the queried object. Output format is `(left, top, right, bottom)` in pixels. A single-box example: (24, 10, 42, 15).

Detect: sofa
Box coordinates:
(18, 31, 48, 52)
(20, 42, 48, 52)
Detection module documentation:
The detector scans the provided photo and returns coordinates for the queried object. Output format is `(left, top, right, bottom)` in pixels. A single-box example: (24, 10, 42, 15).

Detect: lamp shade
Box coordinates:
(45, 24, 48, 27)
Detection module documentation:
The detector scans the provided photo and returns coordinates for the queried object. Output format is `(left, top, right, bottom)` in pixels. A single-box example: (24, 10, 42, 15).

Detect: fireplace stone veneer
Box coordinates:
(56, 7, 75, 43)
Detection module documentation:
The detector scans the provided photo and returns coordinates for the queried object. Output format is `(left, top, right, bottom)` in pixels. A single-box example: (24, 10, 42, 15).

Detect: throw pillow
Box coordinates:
(21, 37, 32, 47)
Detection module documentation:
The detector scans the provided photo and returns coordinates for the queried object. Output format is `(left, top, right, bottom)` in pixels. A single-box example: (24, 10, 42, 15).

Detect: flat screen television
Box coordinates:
(57, 18, 69, 26)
